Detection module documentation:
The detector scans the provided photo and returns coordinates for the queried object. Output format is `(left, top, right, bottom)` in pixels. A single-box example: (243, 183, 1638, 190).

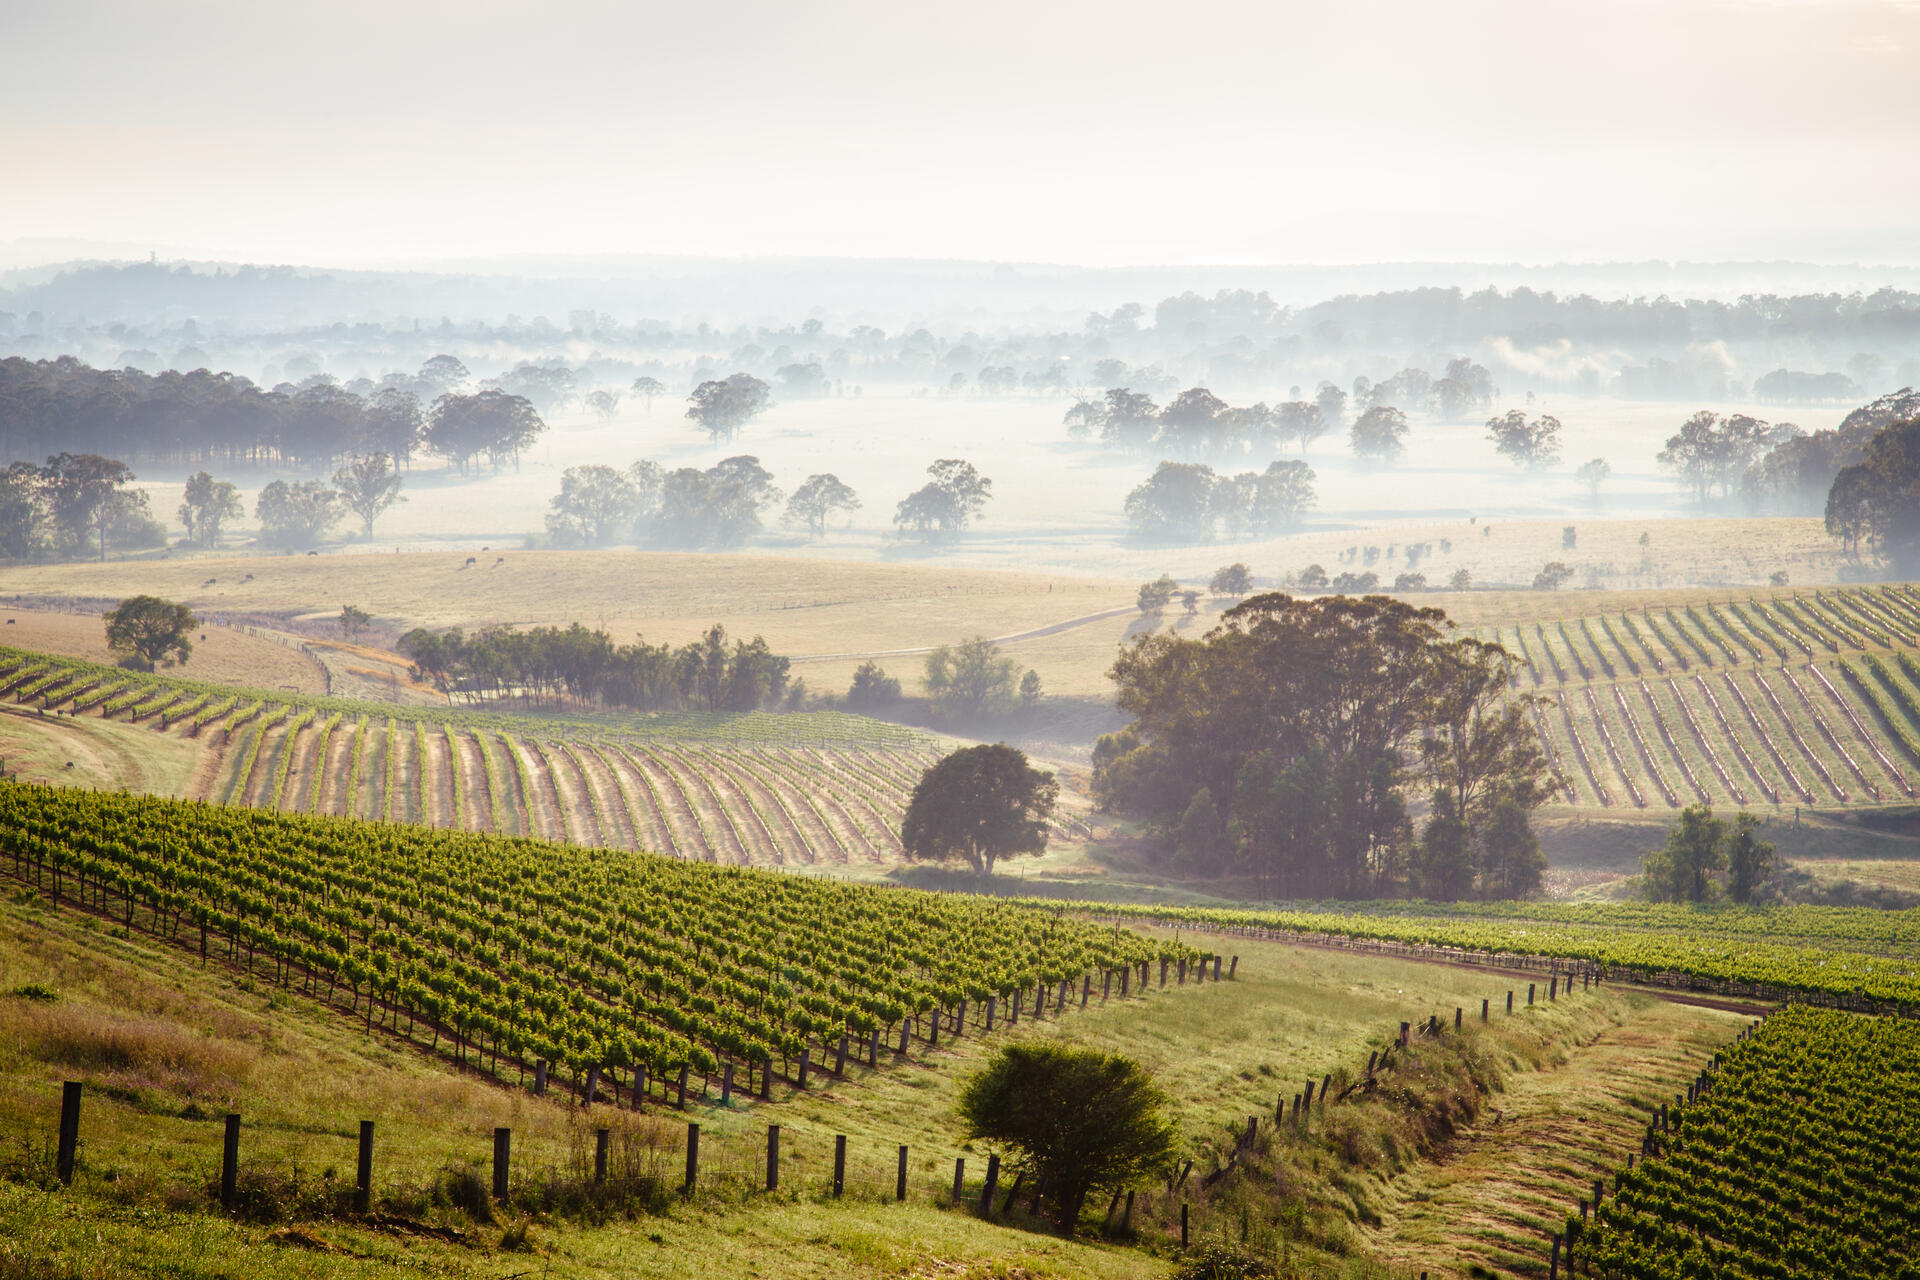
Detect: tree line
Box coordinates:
(0, 356, 544, 474)
(545, 457, 991, 549)
(1093, 593, 1551, 900)
(396, 622, 793, 713)
(1662, 388, 1918, 517)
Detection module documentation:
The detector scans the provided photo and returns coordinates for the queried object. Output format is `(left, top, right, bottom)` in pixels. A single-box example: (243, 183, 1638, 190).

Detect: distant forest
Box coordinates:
(4, 263, 1918, 410)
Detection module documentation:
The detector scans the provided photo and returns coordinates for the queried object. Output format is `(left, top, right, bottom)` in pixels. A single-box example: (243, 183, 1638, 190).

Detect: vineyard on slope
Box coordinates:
(0, 781, 1197, 1104)
(1584, 1006, 1920, 1279)
(1493, 586, 1920, 812)
(0, 644, 966, 866)
(1071, 899, 1920, 1011)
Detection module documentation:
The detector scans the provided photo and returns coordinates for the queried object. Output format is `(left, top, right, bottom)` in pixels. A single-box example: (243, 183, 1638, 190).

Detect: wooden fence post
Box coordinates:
(1399, 1021, 1410, 1047)
(985, 996, 996, 1030)
(1507, 990, 1514, 1014)
(899, 1019, 911, 1054)
(798, 1047, 810, 1089)
(951, 1157, 964, 1205)
(595, 1127, 609, 1185)
(1103, 970, 1112, 1000)
(356, 1120, 374, 1213)
(1082, 974, 1091, 1006)
(221, 1113, 240, 1213)
(766, 1124, 779, 1192)
(492, 1127, 510, 1202)
(677, 1064, 689, 1108)
(584, 1065, 600, 1107)
(1181, 1201, 1189, 1247)
(977, 1153, 999, 1217)
(533, 1060, 547, 1095)
(836, 1034, 849, 1073)
(55, 1082, 81, 1187)
(721, 1062, 733, 1105)
(896, 1145, 908, 1201)
(1528, 983, 1535, 1006)
(833, 1135, 846, 1197)
(684, 1123, 699, 1195)
(869, 1027, 881, 1064)
(1455, 1007, 1462, 1031)
(1229, 955, 1238, 979)
(1482, 998, 1489, 1022)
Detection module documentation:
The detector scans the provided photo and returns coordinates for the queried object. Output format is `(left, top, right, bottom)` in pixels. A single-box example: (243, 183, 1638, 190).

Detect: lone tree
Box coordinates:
(923, 636, 1021, 718)
(1485, 410, 1564, 470)
(957, 1043, 1177, 1231)
(256, 479, 342, 548)
(1349, 405, 1409, 465)
(178, 471, 242, 548)
(1642, 803, 1729, 903)
(1210, 563, 1253, 597)
(685, 373, 772, 443)
(337, 604, 372, 639)
(894, 459, 992, 544)
(1532, 561, 1574, 591)
(1136, 574, 1179, 614)
(1726, 811, 1776, 904)
(104, 595, 196, 671)
(845, 660, 902, 710)
(629, 376, 665, 414)
(784, 473, 861, 538)
(902, 743, 1058, 875)
(1576, 457, 1611, 503)
(333, 452, 407, 540)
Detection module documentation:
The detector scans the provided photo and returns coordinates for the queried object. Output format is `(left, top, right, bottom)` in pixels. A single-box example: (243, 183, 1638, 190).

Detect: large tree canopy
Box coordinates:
(957, 1043, 1177, 1231)
(1095, 593, 1551, 899)
(1824, 403, 1920, 571)
(902, 743, 1058, 875)
(104, 595, 196, 671)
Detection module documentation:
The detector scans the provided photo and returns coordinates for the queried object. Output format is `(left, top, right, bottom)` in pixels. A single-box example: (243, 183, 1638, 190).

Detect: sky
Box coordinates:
(4, 0, 1920, 269)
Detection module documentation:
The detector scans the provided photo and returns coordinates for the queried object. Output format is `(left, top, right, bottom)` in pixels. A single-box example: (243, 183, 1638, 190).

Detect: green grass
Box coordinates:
(0, 875, 1747, 1279)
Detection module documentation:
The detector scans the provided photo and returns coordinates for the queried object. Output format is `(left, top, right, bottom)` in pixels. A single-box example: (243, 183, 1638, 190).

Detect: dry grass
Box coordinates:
(0, 706, 200, 797)
(0, 607, 326, 695)
(0, 550, 1138, 654)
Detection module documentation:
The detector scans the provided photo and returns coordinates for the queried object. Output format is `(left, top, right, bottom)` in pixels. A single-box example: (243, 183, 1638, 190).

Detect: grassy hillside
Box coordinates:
(0, 845, 1748, 1279)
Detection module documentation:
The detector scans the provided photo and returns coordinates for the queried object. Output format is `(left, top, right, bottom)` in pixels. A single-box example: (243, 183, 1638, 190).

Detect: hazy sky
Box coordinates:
(5, 0, 1919, 268)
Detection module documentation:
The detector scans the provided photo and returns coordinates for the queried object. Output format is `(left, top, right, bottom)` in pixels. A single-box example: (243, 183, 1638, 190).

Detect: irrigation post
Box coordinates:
(833, 1135, 846, 1197)
(896, 1145, 908, 1201)
(766, 1124, 780, 1192)
(594, 1128, 609, 1185)
(356, 1120, 374, 1213)
(221, 1113, 240, 1213)
(492, 1128, 510, 1202)
(55, 1082, 81, 1187)
(684, 1123, 699, 1194)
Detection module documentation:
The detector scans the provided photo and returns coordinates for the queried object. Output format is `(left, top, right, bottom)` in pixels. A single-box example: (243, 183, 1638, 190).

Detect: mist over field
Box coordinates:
(6, 7, 1920, 1278)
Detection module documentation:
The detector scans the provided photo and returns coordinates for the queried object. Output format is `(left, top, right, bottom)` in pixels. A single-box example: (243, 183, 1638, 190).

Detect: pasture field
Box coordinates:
(0, 605, 327, 694)
(113, 391, 1853, 585)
